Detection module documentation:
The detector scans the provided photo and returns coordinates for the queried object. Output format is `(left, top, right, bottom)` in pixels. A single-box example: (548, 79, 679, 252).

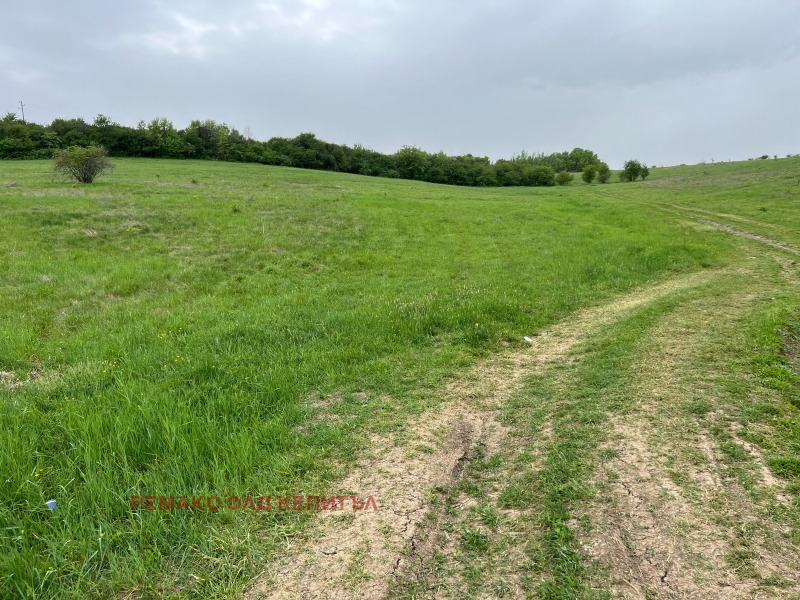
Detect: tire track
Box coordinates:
(243, 270, 722, 599)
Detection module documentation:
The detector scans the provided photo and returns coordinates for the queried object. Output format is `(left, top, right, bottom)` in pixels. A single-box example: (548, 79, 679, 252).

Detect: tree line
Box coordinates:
(0, 113, 614, 187)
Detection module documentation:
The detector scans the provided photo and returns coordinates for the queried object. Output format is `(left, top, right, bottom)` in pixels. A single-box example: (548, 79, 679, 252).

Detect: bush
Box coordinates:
(555, 170, 574, 186)
(521, 165, 556, 186)
(596, 162, 611, 183)
(581, 164, 597, 184)
(53, 145, 114, 183)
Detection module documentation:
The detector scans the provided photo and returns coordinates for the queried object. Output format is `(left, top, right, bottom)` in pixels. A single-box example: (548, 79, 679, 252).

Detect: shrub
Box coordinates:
(521, 165, 556, 186)
(53, 145, 114, 183)
(596, 162, 611, 183)
(555, 170, 574, 186)
(504, 164, 556, 186)
(581, 164, 597, 184)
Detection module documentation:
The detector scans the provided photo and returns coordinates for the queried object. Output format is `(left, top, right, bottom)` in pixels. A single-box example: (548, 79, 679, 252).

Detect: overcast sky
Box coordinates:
(2, 0, 799, 167)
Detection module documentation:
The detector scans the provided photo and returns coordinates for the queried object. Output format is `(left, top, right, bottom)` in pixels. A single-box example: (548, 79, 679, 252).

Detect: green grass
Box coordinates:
(400, 262, 800, 597)
(604, 156, 800, 244)
(1, 156, 799, 598)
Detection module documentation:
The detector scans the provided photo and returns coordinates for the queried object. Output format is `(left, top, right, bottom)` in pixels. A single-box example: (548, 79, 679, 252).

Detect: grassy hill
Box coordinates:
(1, 157, 798, 598)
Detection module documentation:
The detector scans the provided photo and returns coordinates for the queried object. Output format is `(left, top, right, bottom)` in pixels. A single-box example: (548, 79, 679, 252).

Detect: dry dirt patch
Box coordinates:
(585, 281, 800, 599)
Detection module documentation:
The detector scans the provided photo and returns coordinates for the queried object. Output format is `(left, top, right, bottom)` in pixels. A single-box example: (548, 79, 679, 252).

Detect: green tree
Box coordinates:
(93, 114, 113, 127)
(53, 145, 114, 183)
(494, 159, 522, 186)
(555, 170, 574, 186)
(620, 159, 643, 182)
(0, 113, 34, 158)
(49, 118, 90, 147)
(424, 151, 450, 184)
(142, 117, 187, 158)
(184, 119, 221, 159)
(581, 164, 597, 184)
(640, 165, 650, 180)
(395, 145, 429, 180)
(596, 162, 611, 183)
(566, 147, 600, 171)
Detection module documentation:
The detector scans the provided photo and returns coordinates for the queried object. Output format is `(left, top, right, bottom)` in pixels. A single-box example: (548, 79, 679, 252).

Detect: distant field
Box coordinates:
(613, 157, 800, 244)
(1, 158, 798, 598)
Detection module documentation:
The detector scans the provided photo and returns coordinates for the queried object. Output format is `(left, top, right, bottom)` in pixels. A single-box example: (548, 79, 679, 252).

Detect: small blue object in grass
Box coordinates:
(45, 500, 57, 512)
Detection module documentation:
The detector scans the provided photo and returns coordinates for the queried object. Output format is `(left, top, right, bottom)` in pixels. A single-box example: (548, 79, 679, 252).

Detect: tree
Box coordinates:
(596, 162, 611, 183)
(555, 170, 574, 186)
(566, 147, 600, 171)
(581, 164, 597, 184)
(93, 114, 113, 127)
(53, 145, 114, 183)
(395, 145, 429, 180)
(2, 111, 616, 188)
(620, 159, 643, 182)
(144, 117, 186, 158)
(640, 165, 650, 180)
(0, 114, 36, 158)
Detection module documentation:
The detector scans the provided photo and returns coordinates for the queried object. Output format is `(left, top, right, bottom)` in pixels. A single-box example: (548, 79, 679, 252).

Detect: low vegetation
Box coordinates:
(52, 145, 114, 184)
(555, 170, 574, 186)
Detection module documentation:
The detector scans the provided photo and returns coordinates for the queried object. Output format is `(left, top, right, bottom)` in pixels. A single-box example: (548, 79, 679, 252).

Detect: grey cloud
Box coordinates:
(2, 0, 799, 167)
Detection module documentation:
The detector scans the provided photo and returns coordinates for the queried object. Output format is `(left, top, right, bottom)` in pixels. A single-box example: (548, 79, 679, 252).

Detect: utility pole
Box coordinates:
(18, 101, 25, 123)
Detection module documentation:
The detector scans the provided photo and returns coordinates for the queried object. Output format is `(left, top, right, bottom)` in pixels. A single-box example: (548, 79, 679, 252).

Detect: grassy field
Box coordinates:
(1, 157, 799, 598)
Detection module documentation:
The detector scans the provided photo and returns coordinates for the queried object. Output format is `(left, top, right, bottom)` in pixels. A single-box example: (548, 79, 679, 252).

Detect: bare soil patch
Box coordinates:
(585, 280, 800, 599)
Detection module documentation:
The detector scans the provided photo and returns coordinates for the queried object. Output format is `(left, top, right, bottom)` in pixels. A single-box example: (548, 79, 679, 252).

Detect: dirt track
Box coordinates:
(244, 270, 736, 599)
